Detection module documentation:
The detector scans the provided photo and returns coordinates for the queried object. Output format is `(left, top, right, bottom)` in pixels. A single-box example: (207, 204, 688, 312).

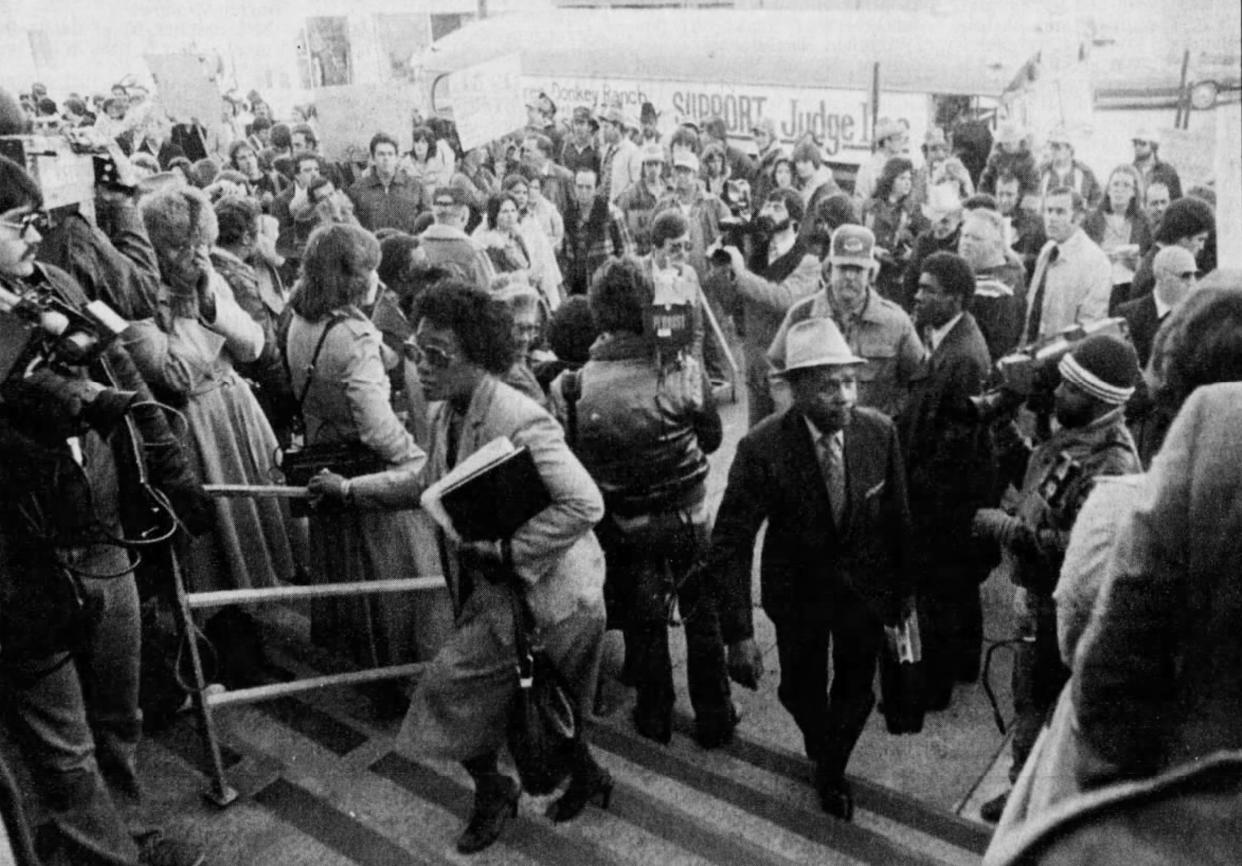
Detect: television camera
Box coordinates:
(968, 318, 1132, 423)
(0, 274, 136, 438)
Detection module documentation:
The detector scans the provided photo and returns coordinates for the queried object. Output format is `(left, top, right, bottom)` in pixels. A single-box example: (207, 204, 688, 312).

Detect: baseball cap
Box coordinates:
(672, 150, 700, 173)
(827, 225, 876, 267)
(639, 142, 665, 164)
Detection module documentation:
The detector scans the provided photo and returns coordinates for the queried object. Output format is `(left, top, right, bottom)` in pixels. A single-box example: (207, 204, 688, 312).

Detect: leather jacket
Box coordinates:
(554, 332, 721, 518)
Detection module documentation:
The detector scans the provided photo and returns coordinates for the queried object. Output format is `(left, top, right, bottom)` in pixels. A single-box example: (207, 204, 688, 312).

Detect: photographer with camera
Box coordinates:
(0, 156, 209, 866)
(711, 188, 820, 427)
(550, 258, 735, 749)
(971, 333, 1142, 823)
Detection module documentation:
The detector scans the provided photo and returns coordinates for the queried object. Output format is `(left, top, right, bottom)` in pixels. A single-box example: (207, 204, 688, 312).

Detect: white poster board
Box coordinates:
(310, 83, 426, 163)
(447, 53, 525, 151)
(143, 53, 223, 139)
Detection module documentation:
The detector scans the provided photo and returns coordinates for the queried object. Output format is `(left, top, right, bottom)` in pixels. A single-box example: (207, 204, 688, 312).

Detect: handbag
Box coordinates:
(505, 582, 581, 795)
(879, 601, 926, 735)
(279, 315, 387, 516)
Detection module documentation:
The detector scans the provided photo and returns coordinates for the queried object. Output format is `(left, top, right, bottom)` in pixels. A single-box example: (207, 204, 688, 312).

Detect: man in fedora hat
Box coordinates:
(709, 315, 914, 822)
(769, 224, 925, 421)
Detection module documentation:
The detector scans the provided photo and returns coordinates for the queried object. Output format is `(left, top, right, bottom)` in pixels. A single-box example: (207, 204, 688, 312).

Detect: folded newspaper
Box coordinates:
(884, 608, 923, 664)
(420, 436, 551, 542)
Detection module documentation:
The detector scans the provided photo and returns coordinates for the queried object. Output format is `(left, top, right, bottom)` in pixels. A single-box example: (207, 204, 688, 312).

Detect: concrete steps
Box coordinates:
(141, 640, 994, 866)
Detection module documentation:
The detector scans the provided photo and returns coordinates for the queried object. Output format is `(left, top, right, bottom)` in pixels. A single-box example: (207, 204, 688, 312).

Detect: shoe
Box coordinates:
(980, 790, 1009, 823)
(456, 775, 520, 854)
(694, 704, 741, 749)
(632, 707, 672, 745)
(546, 763, 613, 823)
(138, 834, 206, 866)
(816, 776, 855, 822)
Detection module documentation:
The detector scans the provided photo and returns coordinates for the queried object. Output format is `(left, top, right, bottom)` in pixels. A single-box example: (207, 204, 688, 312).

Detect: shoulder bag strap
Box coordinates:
(286, 314, 347, 433)
(508, 581, 535, 685)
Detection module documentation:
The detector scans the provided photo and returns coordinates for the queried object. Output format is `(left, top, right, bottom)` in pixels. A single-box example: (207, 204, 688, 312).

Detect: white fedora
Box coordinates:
(777, 317, 865, 375)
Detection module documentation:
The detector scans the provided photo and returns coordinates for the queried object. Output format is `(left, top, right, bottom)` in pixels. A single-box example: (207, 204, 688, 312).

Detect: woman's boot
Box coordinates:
(546, 741, 613, 823)
(457, 753, 519, 854)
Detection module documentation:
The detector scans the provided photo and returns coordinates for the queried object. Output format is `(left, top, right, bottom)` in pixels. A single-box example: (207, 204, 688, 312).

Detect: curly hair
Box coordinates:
(140, 185, 219, 253)
(919, 251, 976, 306)
(546, 296, 597, 366)
(291, 223, 381, 321)
(1154, 196, 1214, 245)
(213, 195, 261, 247)
(1151, 287, 1242, 410)
(650, 210, 690, 251)
(873, 157, 914, 202)
(412, 282, 515, 374)
(589, 257, 651, 335)
(484, 192, 520, 230)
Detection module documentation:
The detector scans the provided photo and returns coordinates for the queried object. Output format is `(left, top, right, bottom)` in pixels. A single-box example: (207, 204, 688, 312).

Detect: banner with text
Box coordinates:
(522, 75, 929, 163)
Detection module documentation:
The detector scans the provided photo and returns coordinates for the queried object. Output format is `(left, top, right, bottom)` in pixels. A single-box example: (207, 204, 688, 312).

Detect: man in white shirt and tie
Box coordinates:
(1024, 186, 1111, 344)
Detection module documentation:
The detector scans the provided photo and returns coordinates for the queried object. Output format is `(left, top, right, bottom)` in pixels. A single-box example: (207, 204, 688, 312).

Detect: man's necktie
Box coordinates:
(1025, 244, 1060, 343)
(820, 433, 846, 526)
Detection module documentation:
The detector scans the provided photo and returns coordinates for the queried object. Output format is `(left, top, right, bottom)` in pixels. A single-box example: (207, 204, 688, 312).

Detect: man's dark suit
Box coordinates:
(1116, 293, 1162, 369)
(711, 405, 912, 789)
(897, 313, 995, 706)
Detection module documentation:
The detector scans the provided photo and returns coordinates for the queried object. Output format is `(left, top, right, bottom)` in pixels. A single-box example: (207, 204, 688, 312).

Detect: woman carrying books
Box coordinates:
(309, 282, 610, 855)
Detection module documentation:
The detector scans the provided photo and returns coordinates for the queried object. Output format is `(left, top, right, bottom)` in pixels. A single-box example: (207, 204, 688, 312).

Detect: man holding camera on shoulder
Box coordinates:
(971, 333, 1141, 823)
(0, 155, 209, 866)
(710, 188, 820, 428)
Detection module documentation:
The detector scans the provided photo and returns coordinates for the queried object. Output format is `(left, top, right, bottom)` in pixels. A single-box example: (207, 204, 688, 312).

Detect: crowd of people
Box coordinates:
(0, 73, 1236, 866)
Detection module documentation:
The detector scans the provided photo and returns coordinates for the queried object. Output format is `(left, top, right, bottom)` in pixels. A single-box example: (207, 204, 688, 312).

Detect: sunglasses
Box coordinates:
(403, 340, 457, 368)
(1, 211, 48, 236)
(664, 240, 691, 252)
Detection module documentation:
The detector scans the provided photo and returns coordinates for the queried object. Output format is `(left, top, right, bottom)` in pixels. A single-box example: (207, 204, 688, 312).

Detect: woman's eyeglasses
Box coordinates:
(403, 340, 457, 368)
(0, 211, 48, 237)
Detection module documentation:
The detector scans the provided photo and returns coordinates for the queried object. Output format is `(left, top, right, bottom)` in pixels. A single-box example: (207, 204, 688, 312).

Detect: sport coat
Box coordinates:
(898, 313, 996, 575)
(352, 376, 605, 628)
(711, 405, 912, 640)
(1115, 293, 1161, 369)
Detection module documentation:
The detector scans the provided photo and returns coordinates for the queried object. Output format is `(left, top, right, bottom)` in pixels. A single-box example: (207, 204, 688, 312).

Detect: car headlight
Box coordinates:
(1190, 80, 1218, 110)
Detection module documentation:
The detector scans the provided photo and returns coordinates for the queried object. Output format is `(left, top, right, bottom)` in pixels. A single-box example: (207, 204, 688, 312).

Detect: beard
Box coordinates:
(1054, 402, 1095, 429)
(757, 215, 791, 236)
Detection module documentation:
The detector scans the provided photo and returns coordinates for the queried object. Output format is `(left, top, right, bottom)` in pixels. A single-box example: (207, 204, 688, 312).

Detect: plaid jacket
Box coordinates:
(559, 195, 634, 295)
